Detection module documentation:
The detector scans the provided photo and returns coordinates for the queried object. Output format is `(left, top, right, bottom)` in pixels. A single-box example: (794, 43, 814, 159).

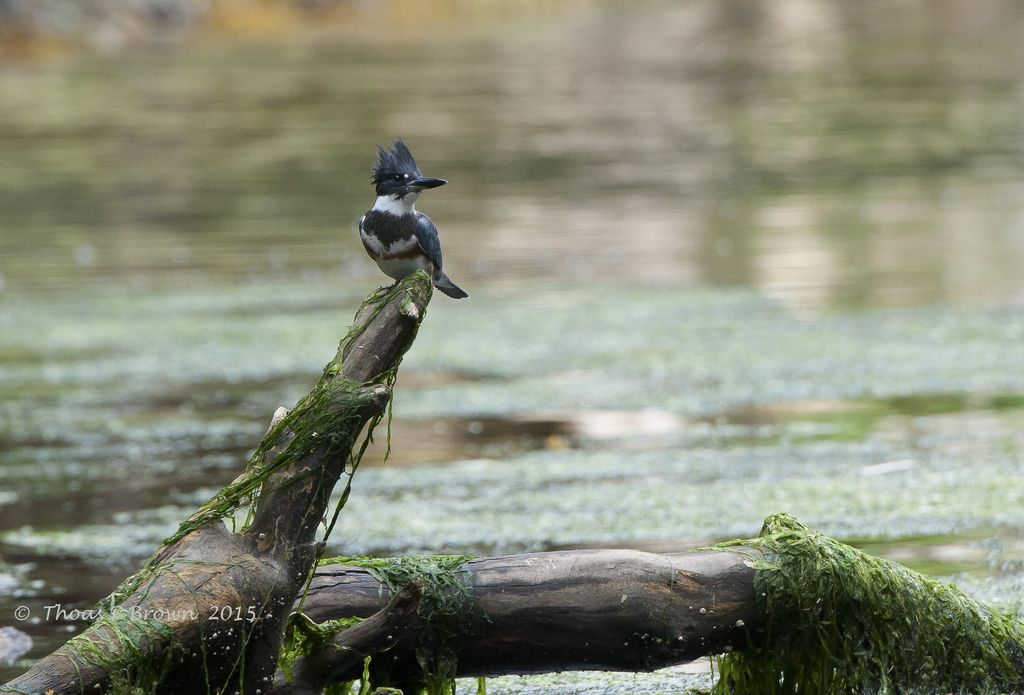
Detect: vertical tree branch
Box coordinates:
(2, 273, 433, 695)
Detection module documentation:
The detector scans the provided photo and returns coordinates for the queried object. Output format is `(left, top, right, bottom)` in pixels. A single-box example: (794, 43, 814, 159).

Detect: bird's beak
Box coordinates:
(409, 176, 447, 190)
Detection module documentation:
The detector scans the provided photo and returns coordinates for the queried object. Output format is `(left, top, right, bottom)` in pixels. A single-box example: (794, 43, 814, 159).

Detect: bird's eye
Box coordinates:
(393, 174, 403, 182)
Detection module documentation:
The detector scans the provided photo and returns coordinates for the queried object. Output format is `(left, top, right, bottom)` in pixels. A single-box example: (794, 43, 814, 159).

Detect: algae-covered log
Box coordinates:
(274, 517, 1024, 694)
(714, 513, 1024, 695)
(273, 548, 755, 691)
(1, 273, 433, 695)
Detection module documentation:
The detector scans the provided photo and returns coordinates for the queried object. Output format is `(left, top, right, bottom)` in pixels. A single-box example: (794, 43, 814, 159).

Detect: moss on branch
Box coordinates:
(715, 513, 1024, 694)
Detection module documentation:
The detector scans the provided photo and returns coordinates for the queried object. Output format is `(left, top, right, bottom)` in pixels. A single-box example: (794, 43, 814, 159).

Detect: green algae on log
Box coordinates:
(275, 583, 424, 695)
(276, 521, 1024, 694)
(715, 513, 1024, 694)
(1, 273, 433, 695)
(277, 549, 755, 693)
(321, 555, 476, 695)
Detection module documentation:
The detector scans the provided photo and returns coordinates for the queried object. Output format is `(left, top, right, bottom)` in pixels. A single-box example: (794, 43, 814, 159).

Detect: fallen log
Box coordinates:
(292, 548, 755, 681)
(273, 516, 1024, 695)
(265, 548, 754, 695)
(1, 273, 433, 695)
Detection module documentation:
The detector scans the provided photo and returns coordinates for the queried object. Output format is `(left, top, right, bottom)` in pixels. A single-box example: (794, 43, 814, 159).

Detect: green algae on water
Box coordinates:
(714, 513, 1024, 694)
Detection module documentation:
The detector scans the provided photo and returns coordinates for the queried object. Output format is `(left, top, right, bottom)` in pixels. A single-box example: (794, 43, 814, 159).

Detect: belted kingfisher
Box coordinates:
(358, 139, 468, 299)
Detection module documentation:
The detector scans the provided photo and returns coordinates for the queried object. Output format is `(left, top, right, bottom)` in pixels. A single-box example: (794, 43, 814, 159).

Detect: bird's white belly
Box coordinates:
(375, 255, 432, 280)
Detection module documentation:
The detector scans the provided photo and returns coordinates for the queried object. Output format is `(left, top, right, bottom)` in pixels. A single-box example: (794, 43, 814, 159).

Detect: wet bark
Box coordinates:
(1, 273, 433, 695)
(271, 583, 425, 695)
(270, 548, 757, 692)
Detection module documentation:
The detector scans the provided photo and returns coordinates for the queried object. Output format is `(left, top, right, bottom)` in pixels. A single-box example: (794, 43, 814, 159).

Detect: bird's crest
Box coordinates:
(372, 139, 421, 184)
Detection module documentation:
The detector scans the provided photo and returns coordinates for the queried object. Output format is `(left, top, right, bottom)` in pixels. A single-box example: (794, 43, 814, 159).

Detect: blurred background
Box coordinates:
(1, 0, 1023, 690)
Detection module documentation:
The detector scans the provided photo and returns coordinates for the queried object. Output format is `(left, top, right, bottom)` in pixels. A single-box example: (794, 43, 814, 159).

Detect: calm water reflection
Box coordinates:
(1, 0, 1022, 309)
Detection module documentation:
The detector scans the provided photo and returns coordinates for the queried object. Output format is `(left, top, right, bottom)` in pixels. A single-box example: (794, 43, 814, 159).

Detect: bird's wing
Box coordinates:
(413, 212, 444, 270)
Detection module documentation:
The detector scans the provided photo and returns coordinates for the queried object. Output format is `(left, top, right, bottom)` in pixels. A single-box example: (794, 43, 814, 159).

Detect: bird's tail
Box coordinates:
(434, 271, 468, 299)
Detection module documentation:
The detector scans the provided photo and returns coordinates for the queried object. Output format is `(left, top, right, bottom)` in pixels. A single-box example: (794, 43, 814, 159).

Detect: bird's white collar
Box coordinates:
(373, 193, 419, 216)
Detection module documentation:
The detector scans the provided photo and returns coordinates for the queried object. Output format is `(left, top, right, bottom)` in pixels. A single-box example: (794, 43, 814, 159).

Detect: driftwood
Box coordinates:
(271, 549, 756, 693)
(2, 273, 433, 695)
(269, 538, 1024, 695)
